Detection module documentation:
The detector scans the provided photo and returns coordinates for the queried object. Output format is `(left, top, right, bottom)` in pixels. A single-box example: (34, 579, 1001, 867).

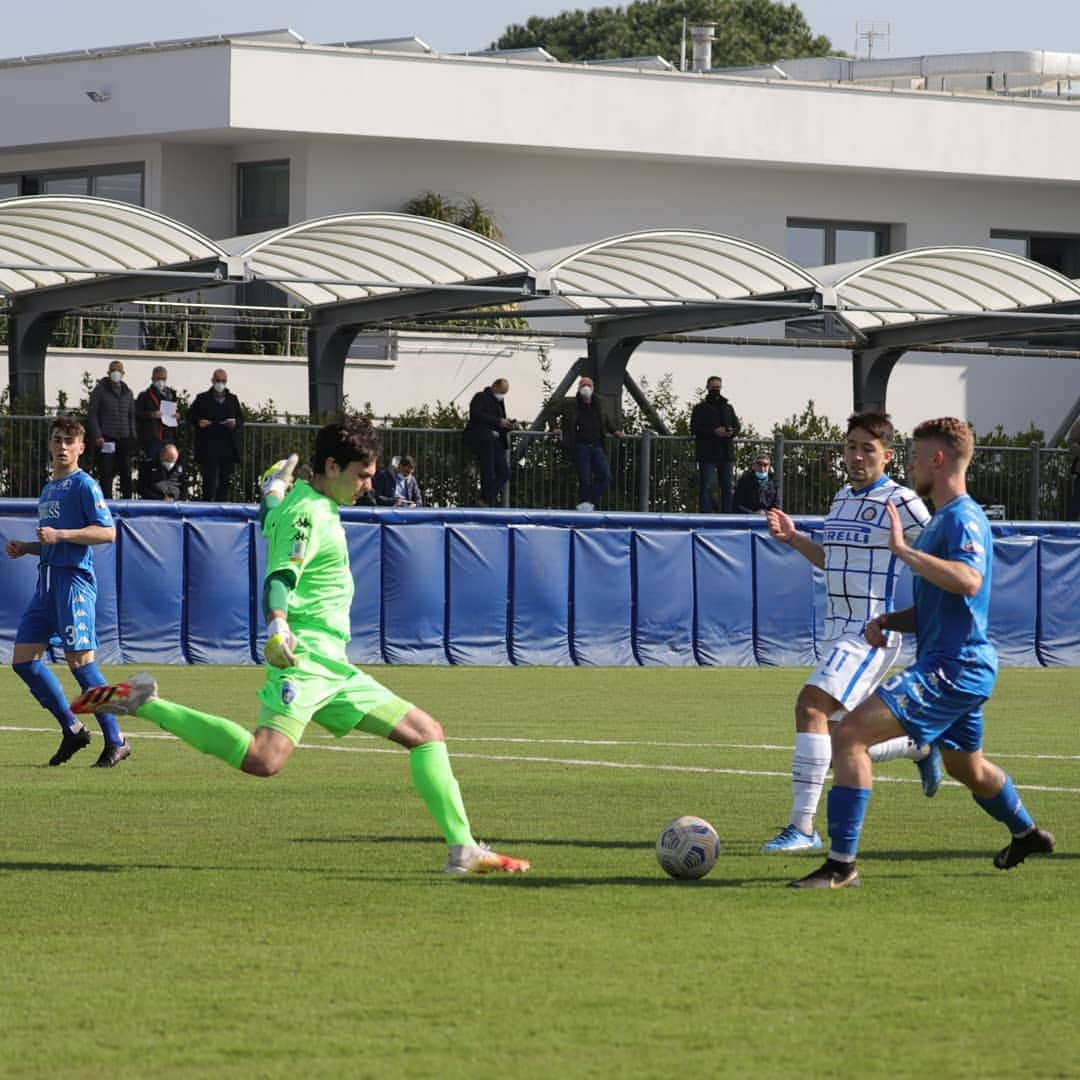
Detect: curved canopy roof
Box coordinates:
(0, 195, 226, 295)
(820, 246, 1080, 332)
(539, 230, 820, 309)
(225, 212, 536, 307)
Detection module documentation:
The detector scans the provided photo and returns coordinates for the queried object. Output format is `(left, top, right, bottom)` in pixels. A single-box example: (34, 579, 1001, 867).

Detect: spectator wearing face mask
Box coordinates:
(187, 368, 245, 501)
(734, 454, 779, 514)
(690, 376, 741, 513)
(139, 442, 188, 501)
(464, 378, 512, 507)
(86, 359, 137, 499)
(135, 365, 180, 460)
(554, 375, 623, 511)
(373, 455, 423, 507)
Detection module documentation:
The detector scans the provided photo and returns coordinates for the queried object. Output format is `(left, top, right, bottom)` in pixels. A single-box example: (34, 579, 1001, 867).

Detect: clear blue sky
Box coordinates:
(2, 1, 1077, 61)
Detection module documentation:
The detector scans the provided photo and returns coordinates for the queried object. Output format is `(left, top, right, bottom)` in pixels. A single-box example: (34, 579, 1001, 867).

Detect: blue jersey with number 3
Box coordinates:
(913, 494, 997, 694)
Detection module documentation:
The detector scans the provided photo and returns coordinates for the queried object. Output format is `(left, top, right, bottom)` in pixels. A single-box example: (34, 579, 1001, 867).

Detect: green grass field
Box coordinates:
(1, 665, 1076, 1079)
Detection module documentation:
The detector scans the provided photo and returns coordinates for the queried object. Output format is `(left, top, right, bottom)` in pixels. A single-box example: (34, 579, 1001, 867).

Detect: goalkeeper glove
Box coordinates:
(264, 616, 298, 669)
(260, 453, 300, 501)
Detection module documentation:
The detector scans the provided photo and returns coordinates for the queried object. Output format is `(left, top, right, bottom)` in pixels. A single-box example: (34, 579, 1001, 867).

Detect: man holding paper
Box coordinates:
(136, 365, 180, 460)
(87, 359, 137, 500)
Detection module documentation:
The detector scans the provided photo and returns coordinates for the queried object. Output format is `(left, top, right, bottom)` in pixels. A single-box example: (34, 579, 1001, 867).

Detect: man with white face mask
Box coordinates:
(139, 442, 188, 501)
(555, 375, 622, 511)
(135, 365, 179, 460)
(86, 359, 137, 499)
(187, 368, 245, 501)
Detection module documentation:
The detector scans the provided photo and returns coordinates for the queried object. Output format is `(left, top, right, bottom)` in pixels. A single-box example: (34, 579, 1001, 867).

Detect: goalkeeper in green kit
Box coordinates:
(72, 415, 530, 876)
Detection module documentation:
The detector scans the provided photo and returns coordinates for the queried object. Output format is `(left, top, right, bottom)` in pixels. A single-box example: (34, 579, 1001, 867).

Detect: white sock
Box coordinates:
(869, 736, 926, 764)
(790, 732, 832, 835)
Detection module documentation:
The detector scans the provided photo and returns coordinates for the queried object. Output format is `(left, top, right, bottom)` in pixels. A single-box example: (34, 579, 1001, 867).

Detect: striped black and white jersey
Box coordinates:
(821, 475, 931, 639)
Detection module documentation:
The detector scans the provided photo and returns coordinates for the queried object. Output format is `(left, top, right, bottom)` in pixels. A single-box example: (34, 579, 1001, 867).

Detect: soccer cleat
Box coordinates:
(71, 673, 158, 717)
(444, 842, 531, 876)
(91, 741, 132, 768)
(788, 858, 861, 890)
(916, 743, 943, 797)
(761, 824, 823, 853)
(260, 454, 299, 500)
(993, 827, 1055, 870)
(48, 726, 92, 766)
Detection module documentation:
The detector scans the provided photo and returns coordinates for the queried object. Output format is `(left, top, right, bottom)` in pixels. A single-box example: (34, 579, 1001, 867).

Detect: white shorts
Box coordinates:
(806, 631, 902, 711)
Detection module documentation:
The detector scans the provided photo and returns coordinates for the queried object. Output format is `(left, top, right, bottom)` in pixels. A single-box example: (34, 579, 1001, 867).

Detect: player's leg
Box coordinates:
(936, 710, 1054, 871)
(319, 669, 529, 873)
(789, 691, 905, 889)
(72, 673, 255, 770)
(761, 683, 833, 852)
(12, 638, 95, 764)
(66, 650, 130, 767)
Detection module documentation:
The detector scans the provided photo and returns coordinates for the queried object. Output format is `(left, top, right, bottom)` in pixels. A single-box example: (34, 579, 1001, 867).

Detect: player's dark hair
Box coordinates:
(51, 416, 85, 441)
(846, 411, 895, 447)
(312, 414, 380, 475)
(913, 417, 975, 463)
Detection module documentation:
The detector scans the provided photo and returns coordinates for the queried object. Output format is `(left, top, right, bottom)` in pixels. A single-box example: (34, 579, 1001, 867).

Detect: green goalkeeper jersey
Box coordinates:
(263, 478, 352, 641)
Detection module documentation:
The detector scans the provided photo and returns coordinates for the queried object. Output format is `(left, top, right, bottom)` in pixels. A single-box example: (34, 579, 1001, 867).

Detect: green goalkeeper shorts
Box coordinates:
(257, 629, 412, 744)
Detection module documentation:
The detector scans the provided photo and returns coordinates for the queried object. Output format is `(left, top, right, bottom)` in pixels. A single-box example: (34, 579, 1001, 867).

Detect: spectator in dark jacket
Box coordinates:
(135, 365, 180, 460)
(690, 376, 741, 513)
(139, 443, 187, 501)
(734, 454, 779, 514)
(187, 368, 244, 501)
(1068, 415, 1080, 521)
(555, 376, 622, 510)
(373, 456, 423, 507)
(86, 359, 137, 499)
(464, 378, 511, 506)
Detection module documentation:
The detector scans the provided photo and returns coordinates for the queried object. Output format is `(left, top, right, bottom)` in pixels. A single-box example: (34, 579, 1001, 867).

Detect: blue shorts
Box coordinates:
(16, 567, 99, 653)
(876, 662, 987, 753)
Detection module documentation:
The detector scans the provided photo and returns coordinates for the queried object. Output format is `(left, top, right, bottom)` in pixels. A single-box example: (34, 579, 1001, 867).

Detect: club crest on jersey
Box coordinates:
(281, 680, 298, 706)
(859, 505, 879, 523)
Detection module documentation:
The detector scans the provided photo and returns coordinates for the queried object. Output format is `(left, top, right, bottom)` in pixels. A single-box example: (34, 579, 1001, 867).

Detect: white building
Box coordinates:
(1, 29, 1078, 434)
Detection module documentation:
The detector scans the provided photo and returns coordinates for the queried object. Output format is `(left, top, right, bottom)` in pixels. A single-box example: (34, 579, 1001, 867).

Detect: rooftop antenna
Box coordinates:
(855, 19, 890, 60)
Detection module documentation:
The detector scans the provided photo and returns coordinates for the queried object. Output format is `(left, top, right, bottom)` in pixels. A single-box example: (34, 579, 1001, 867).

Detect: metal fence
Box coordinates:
(0, 414, 1074, 518)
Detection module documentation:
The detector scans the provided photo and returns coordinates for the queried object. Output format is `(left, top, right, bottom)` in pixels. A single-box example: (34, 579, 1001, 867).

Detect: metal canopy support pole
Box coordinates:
(5, 260, 226, 406)
(621, 366, 669, 435)
(589, 333, 641, 432)
(304, 274, 536, 417)
(851, 346, 906, 413)
(7, 309, 65, 404)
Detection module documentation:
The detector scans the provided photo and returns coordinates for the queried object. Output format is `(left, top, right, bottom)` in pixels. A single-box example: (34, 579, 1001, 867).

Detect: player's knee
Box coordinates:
(241, 755, 284, 778)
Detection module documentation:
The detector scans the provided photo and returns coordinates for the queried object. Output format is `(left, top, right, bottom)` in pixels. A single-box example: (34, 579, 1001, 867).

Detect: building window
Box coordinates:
(0, 164, 144, 205)
(237, 160, 289, 235)
(990, 230, 1080, 278)
(786, 218, 890, 267)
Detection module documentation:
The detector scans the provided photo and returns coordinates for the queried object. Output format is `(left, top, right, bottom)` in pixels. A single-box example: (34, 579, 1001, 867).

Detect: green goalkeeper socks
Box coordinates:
(409, 741, 475, 847)
(139, 699, 252, 770)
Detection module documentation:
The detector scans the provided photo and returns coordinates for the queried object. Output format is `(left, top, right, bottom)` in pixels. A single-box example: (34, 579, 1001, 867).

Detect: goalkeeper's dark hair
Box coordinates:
(846, 411, 895, 448)
(312, 414, 380, 475)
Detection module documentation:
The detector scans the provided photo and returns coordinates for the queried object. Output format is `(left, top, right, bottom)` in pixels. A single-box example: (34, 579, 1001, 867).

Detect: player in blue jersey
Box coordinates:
(791, 417, 1054, 888)
(761, 413, 937, 854)
(6, 417, 130, 767)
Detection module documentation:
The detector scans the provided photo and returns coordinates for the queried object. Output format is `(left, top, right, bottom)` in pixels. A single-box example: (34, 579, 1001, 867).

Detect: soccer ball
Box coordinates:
(656, 816, 721, 879)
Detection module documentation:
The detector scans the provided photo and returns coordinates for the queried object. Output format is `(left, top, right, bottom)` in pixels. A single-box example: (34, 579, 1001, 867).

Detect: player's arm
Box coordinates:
(865, 606, 916, 646)
(766, 508, 825, 568)
(258, 454, 299, 528)
(262, 569, 299, 668)
(884, 503, 982, 596)
(6, 538, 42, 558)
(36, 524, 116, 546)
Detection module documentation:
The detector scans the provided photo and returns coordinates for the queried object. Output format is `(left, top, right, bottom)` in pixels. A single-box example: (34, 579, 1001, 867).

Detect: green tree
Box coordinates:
(492, 0, 834, 67)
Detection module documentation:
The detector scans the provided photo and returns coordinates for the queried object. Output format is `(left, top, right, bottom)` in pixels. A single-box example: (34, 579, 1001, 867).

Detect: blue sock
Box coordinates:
(71, 663, 123, 746)
(13, 660, 81, 733)
(827, 785, 873, 861)
(974, 775, 1034, 836)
